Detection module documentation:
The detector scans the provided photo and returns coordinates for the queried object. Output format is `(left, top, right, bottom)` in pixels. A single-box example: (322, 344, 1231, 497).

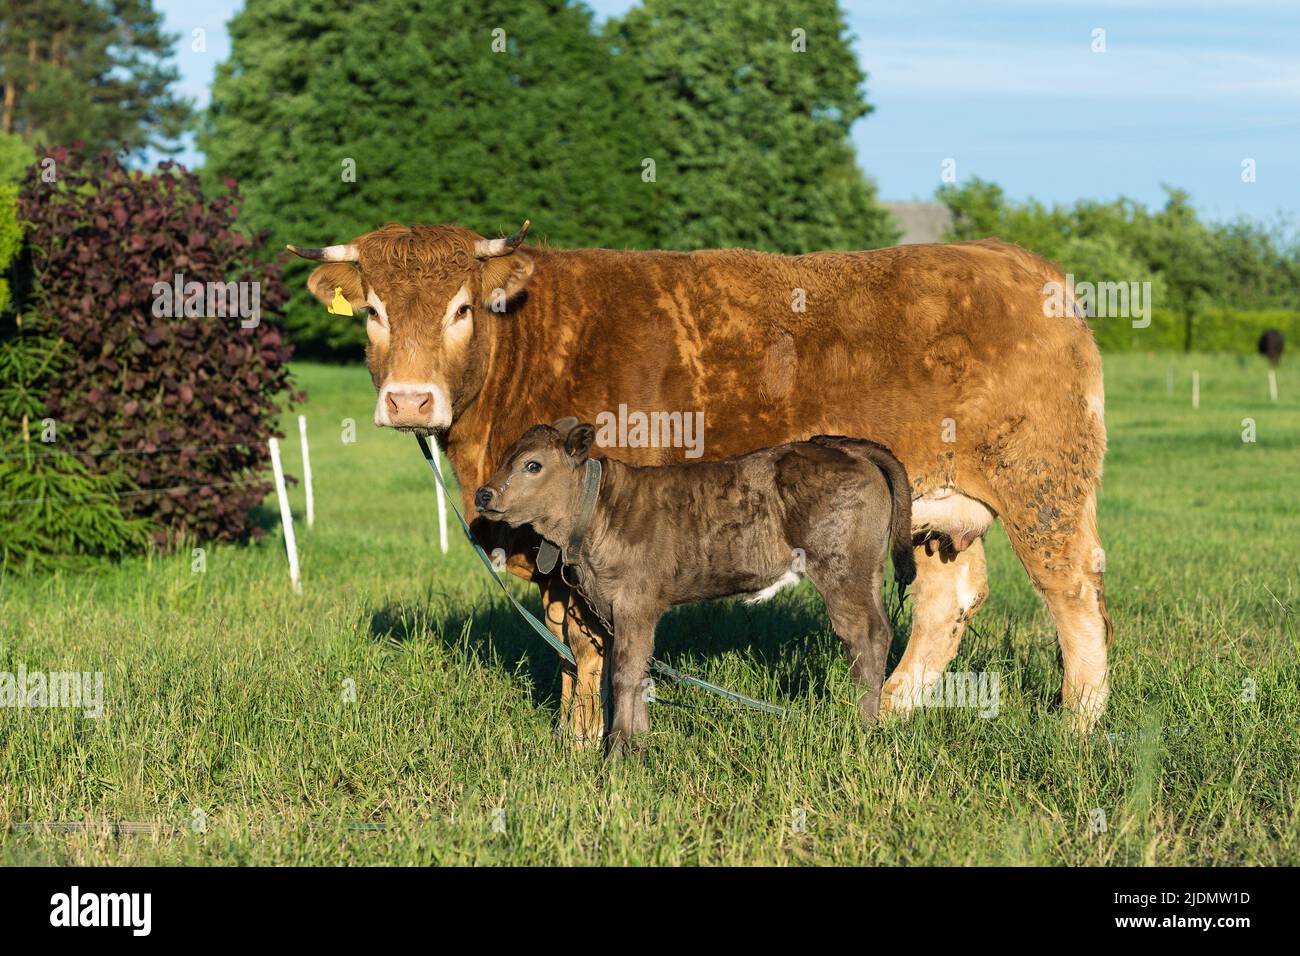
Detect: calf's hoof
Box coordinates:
(858, 696, 883, 724)
(878, 689, 911, 719)
(603, 733, 644, 761)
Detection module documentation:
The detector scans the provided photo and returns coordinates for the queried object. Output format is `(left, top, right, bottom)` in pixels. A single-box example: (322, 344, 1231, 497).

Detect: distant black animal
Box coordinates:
(1258, 329, 1284, 367)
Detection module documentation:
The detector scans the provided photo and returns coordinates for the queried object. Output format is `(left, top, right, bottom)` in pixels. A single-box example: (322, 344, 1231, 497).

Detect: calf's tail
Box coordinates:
(810, 435, 916, 591)
(868, 446, 916, 591)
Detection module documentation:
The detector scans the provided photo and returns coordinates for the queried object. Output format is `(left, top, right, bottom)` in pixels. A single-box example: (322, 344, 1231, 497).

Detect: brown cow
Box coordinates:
(288, 221, 1113, 739)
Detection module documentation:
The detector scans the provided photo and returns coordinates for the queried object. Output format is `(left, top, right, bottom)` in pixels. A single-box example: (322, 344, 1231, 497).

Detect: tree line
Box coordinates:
(1, 0, 1296, 357)
(938, 179, 1300, 351)
(195, 0, 899, 353)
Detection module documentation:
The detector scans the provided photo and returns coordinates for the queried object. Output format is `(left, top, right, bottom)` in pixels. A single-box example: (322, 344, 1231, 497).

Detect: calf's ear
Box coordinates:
(480, 253, 535, 310)
(564, 423, 596, 463)
(551, 415, 579, 436)
(307, 264, 367, 311)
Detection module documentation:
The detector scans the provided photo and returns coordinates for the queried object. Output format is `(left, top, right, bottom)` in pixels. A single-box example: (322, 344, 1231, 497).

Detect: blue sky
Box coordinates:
(159, 0, 1299, 227)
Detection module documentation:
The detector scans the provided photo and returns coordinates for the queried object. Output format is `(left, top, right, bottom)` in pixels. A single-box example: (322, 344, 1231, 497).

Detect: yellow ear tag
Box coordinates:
(328, 287, 353, 316)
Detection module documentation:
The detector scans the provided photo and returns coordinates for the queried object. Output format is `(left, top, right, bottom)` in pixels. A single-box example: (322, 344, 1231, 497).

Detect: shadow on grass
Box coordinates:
(248, 499, 288, 537)
(367, 589, 566, 713)
(363, 576, 1050, 720)
(245, 494, 301, 538)
(365, 578, 935, 711)
(654, 594, 830, 700)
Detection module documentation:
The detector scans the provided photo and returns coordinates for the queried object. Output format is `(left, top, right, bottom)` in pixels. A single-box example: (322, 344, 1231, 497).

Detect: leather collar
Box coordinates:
(535, 457, 602, 575)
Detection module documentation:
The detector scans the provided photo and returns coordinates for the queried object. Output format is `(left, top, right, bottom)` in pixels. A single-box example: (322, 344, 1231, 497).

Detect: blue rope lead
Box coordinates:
(417, 435, 574, 666)
(648, 660, 787, 715)
(415, 435, 786, 716)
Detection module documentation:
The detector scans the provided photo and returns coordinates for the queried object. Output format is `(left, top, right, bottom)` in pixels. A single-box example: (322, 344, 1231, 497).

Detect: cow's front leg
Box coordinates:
(606, 610, 656, 758)
(540, 577, 607, 748)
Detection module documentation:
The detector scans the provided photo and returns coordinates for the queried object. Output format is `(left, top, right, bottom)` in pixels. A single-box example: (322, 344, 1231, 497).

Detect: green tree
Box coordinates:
(0, 0, 191, 155)
(0, 132, 30, 314)
(938, 177, 1008, 242)
(0, 331, 151, 572)
(938, 179, 1300, 351)
(200, 0, 658, 355)
(0, 129, 33, 183)
(607, 0, 898, 252)
(939, 177, 1073, 256)
(1133, 189, 1219, 349)
(1211, 219, 1300, 311)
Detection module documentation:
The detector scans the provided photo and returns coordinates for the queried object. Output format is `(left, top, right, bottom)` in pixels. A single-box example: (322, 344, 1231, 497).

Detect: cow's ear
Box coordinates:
(564, 423, 596, 463)
(480, 252, 534, 310)
(306, 264, 367, 311)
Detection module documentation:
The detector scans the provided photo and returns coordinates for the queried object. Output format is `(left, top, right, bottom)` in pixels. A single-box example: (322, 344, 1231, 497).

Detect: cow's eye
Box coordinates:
(524, 460, 542, 474)
(456, 303, 473, 319)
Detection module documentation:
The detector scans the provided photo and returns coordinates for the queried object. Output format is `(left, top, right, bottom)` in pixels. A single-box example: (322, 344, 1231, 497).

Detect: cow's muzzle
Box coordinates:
(387, 390, 433, 426)
(376, 383, 451, 430)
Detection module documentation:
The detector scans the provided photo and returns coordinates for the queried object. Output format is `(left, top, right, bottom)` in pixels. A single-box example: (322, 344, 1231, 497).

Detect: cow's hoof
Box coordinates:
(554, 720, 603, 751)
(877, 692, 911, 719)
(1063, 706, 1102, 735)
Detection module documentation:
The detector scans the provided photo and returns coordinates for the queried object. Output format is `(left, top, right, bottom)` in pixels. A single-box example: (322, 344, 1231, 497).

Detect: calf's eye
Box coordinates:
(524, 461, 542, 474)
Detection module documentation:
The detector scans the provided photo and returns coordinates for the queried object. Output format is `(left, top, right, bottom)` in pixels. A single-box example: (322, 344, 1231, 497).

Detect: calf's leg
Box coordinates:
(606, 612, 656, 756)
(809, 559, 893, 722)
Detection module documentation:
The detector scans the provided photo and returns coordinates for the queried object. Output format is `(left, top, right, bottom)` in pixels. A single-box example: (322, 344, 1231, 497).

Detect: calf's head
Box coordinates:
(288, 220, 534, 432)
(475, 418, 597, 541)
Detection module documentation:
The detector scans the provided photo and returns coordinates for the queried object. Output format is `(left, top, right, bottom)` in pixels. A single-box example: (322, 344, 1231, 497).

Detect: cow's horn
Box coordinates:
(286, 243, 359, 262)
(474, 220, 530, 258)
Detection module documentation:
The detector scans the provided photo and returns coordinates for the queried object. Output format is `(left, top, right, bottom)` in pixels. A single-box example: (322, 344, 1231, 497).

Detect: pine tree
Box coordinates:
(0, 0, 191, 155)
(606, 0, 898, 252)
(0, 334, 151, 572)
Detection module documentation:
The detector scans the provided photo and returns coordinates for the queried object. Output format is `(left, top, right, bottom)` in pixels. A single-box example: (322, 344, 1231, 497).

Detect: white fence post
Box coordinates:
(1192, 370, 1200, 410)
(298, 415, 314, 528)
(269, 437, 302, 594)
(432, 446, 449, 555)
(1268, 368, 1278, 403)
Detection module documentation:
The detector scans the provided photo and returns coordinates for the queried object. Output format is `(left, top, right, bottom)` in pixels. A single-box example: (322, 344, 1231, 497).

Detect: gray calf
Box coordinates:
(476, 419, 915, 753)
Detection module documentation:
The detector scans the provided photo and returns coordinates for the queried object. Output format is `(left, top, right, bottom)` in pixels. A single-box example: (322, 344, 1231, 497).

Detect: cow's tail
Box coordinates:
(810, 435, 916, 592)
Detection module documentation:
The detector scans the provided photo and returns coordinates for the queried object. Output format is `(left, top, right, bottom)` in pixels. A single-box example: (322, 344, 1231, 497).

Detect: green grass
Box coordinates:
(1, 352, 1297, 865)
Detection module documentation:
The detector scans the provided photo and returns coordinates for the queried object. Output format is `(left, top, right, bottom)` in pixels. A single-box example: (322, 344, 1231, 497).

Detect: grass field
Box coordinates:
(1, 352, 1297, 865)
